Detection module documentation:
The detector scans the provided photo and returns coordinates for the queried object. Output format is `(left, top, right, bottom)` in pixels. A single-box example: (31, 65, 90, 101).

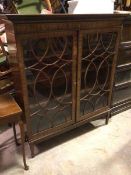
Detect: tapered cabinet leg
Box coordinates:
(19, 121, 29, 170)
(105, 112, 110, 125)
(30, 143, 35, 158)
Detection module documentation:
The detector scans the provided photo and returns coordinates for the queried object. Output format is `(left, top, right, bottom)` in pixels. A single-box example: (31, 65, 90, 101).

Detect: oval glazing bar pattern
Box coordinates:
(77, 31, 117, 120)
(22, 33, 76, 134)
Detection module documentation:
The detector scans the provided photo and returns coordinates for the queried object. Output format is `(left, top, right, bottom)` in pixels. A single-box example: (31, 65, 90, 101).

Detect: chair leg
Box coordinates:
(12, 123, 20, 146)
(19, 121, 29, 170)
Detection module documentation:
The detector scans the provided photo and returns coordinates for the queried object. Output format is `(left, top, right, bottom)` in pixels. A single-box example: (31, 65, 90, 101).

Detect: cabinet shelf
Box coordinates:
(117, 62, 131, 72)
(115, 80, 131, 89)
(112, 98, 131, 116)
(113, 97, 131, 107)
(120, 41, 131, 49)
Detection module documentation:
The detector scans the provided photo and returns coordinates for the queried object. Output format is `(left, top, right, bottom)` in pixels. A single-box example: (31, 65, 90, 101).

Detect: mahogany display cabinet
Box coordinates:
(3, 14, 126, 157)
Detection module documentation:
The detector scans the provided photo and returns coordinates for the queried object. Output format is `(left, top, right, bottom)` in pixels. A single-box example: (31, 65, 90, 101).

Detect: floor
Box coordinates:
(0, 110, 131, 175)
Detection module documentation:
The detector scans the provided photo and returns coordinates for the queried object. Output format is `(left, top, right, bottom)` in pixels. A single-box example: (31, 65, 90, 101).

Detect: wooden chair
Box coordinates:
(0, 0, 18, 14)
(51, 0, 67, 13)
(42, 0, 67, 14)
(0, 94, 29, 170)
(0, 35, 28, 170)
(6, 1, 18, 14)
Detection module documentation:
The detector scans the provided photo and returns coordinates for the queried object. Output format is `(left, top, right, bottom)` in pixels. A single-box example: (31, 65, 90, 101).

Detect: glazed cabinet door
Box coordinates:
(19, 31, 77, 139)
(76, 29, 120, 121)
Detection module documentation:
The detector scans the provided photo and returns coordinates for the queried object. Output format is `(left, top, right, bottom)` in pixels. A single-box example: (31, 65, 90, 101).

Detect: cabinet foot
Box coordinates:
(105, 112, 110, 125)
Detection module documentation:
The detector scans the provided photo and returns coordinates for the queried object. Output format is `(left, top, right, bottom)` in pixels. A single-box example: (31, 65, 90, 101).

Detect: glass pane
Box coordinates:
(22, 35, 74, 134)
(80, 32, 117, 117)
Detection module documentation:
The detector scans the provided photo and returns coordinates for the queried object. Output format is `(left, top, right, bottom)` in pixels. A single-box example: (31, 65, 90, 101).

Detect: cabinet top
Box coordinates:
(1, 14, 128, 24)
